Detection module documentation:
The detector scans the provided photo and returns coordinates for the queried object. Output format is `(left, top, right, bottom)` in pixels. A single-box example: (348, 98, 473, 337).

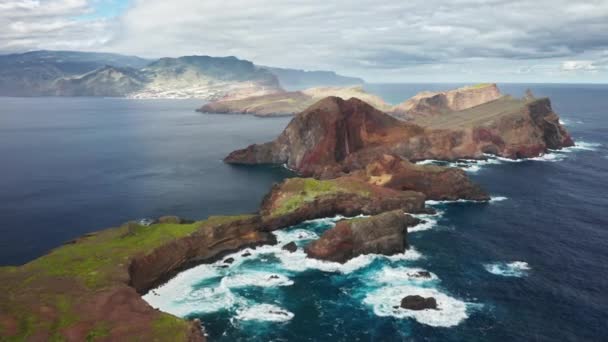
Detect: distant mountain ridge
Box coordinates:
(0, 50, 365, 99)
(262, 66, 364, 90)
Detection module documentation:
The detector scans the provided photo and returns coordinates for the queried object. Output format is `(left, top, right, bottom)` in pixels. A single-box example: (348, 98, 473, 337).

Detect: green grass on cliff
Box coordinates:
(0, 215, 253, 341)
(469, 83, 492, 89)
(22, 220, 205, 289)
(271, 178, 372, 217)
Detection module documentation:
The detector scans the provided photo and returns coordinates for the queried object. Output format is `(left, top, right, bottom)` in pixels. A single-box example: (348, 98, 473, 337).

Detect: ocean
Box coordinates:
(1, 84, 607, 341)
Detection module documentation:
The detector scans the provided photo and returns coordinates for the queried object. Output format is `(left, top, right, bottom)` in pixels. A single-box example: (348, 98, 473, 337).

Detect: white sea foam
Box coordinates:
(221, 272, 294, 288)
(425, 196, 506, 205)
(372, 266, 439, 284)
(274, 229, 319, 244)
(277, 248, 422, 274)
(409, 210, 444, 232)
(363, 285, 469, 327)
(490, 196, 508, 202)
(564, 141, 601, 151)
(235, 304, 294, 322)
(483, 261, 531, 277)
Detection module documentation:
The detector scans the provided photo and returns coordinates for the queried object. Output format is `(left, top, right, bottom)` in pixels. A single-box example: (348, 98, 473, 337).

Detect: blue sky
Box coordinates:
(1, 0, 607, 83)
(78, 0, 131, 20)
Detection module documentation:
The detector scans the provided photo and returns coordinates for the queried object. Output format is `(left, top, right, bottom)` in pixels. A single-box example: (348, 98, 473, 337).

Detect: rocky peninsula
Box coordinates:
(198, 86, 392, 116)
(0, 85, 574, 341)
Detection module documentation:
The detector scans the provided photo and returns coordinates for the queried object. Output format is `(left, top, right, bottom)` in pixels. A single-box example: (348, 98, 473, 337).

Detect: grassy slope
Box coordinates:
(269, 178, 372, 217)
(0, 215, 252, 341)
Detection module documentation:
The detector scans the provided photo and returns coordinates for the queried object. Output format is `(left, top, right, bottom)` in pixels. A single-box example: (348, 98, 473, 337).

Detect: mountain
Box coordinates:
(225, 92, 574, 175)
(130, 56, 281, 99)
(0, 50, 366, 99)
(262, 66, 365, 90)
(0, 50, 150, 96)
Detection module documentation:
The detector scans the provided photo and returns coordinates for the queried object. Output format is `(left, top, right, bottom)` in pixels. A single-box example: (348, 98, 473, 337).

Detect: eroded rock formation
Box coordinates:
(305, 210, 418, 263)
(391, 83, 502, 119)
(226, 95, 573, 173)
(258, 177, 428, 230)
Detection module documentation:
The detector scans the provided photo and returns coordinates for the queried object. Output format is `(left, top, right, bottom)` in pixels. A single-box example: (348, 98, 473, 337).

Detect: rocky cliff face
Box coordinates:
(344, 154, 489, 201)
(391, 83, 502, 118)
(226, 95, 574, 171)
(258, 177, 427, 230)
(0, 215, 280, 341)
(129, 215, 276, 294)
(305, 210, 418, 263)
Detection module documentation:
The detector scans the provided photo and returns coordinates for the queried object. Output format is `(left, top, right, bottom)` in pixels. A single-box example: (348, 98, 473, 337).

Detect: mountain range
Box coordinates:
(0, 51, 364, 99)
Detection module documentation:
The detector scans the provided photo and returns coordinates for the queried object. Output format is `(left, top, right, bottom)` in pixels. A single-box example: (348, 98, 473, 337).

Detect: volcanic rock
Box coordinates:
(345, 154, 489, 201)
(259, 177, 427, 231)
(391, 83, 502, 118)
(226, 94, 573, 173)
(282, 242, 298, 253)
(400, 295, 438, 310)
(305, 210, 418, 263)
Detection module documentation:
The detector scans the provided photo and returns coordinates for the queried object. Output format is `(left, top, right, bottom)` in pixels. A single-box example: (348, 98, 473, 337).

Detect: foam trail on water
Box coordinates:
(235, 304, 294, 322)
(363, 285, 469, 327)
(484, 261, 531, 277)
(372, 266, 439, 284)
(425, 196, 507, 205)
(221, 272, 294, 288)
(409, 210, 444, 232)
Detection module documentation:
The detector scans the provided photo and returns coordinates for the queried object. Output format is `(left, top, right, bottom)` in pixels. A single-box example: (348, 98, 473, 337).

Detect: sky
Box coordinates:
(1, 0, 607, 83)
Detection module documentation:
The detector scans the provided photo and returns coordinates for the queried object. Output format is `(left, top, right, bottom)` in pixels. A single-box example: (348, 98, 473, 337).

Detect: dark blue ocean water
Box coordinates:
(2, 84, 607, 341)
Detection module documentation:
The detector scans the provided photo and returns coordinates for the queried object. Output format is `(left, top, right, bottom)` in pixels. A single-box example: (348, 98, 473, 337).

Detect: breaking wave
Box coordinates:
(484, 261, 531, 277)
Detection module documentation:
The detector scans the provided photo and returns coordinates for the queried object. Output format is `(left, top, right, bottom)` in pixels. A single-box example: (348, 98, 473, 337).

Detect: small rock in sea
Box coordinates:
(224, 257, 235, 264)
(412, 271, 432, 278)
(269, 274, 280, 280)
(400, 295, 438, 310)
(242, 252, 252, 257)
(282, 242, 298, 253)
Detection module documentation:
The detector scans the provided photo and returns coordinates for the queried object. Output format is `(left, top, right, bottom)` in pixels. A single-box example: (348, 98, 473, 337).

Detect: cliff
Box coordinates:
(391, 83, 502, 119)
(198, 86, 392, 116)
(261, 66, 364, 90)
(0, 215, 276, 341)
(225, 95, 573, 170)
(305, 210, 418, 263)
(258, 177, 428, 230)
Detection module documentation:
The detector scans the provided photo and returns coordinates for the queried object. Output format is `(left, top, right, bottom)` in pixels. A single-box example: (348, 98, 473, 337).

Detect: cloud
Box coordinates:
(1, 0, 608, 81)
(561, 60, 597, 71)
(0, 0, 115, 51)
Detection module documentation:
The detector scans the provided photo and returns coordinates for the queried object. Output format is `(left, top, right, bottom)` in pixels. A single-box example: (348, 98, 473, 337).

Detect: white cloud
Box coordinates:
(1, 0, 608, 81)
(561, 60, 597, 71)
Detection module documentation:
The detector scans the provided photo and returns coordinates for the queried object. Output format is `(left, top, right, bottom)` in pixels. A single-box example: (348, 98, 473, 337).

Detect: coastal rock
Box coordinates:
(391, 83, 502, 119)
(400, 295, 438, 310)
(282, 242, 298, 253)
(259, 177, 427, 231)
(129, 215, 276, 293)
(346, 154, 489, 201)
(198, 86, 392, 116)
(305, 210, 418, 263)
(225, 94, 574, 172)
(0, 215, 274, 341)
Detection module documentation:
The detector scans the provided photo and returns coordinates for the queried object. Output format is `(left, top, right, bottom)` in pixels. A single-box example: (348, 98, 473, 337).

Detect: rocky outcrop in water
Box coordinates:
(400, 295, 438, 310)
(305, 210, 418, 263)
(258, 177, 427, 231)
(345, 154, 489, 201)
(225, 94, 574, 172)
